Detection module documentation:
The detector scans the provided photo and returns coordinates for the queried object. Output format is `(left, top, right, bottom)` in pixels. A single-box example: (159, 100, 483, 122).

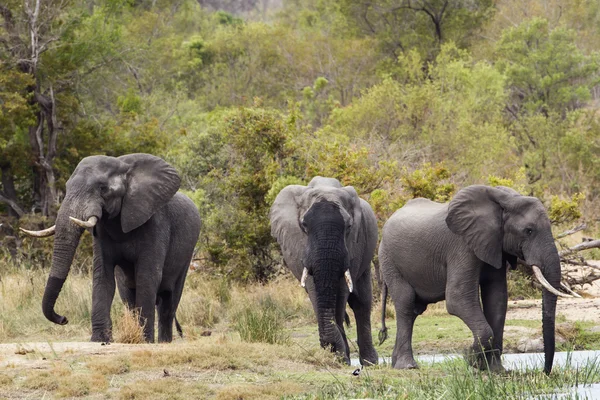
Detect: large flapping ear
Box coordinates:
(118, 154, 181, 233)
(343, 186, 363, 243)
(445, 185, 513, 269)
(269, 185, 309, 279)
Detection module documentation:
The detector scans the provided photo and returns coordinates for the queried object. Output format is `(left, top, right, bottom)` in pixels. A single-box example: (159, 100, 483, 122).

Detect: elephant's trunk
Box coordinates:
(317, 307, 347, 361)
(42, 200, 85, 325)
(540, 251, 560, 375)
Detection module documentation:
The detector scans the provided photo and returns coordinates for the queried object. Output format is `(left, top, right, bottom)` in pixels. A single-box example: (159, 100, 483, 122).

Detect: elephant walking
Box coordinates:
(21, 154, 201, 343)
(379, 185, 572, 374)
(270, 177, 379, 365)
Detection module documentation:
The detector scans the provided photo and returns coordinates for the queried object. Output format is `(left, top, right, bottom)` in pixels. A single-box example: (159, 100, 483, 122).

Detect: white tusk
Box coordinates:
(532, 265, 573, 298)
(345, 270, 353, 293)
(69, 216, 98, 229)
(20, 225, 56, 237)
(300, 267, 308, 288)
(560, 282, 582, 298)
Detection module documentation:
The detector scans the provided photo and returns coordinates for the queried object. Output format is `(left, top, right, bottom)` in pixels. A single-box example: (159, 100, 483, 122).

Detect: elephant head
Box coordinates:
(21, 154, 180, 326)
(446, 185, 569, 374)
(270, 177, 363, 360)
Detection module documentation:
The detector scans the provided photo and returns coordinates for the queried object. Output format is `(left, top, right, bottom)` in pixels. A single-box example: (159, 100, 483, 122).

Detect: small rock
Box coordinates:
(163, 369, 170, 377)
(517, 337, 544, 353)
(201, 330, 212, 337)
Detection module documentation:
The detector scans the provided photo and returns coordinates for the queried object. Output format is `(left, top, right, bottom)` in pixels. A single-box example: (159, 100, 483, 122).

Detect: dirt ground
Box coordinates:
(507, 297, 600, 323)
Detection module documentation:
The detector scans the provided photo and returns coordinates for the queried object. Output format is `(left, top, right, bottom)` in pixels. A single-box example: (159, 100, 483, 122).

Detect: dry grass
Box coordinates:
(214, 382, 304, 400)
(114, 307, 146, 344)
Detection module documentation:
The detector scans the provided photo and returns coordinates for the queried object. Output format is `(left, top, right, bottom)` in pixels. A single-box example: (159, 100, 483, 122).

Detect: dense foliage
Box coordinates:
(2, 0, 600, 280)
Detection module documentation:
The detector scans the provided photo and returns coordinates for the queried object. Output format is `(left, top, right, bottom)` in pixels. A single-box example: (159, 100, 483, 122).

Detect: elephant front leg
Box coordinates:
(480, 264, 508, 372)
(383, 267, 419, 369)
(348, 273, 378, 366)
(91, 243, 116, 342)
(446, 268, 497, 372)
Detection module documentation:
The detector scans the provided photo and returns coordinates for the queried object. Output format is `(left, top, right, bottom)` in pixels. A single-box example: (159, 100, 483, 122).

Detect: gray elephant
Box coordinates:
(21, 154, 201, 343)
(270, 177, 378, 365)
(379, 185, 572, 374)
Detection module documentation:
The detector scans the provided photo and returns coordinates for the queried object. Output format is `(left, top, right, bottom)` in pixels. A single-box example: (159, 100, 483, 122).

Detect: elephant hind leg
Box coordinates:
(157, 291, 175, 343)
(157, 273, 187, 343)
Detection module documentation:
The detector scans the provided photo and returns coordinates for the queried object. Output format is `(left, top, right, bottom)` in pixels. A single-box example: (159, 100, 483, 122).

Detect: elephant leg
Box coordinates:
(157, 291, 174, 343)
(91, 241, 116, 343)
(335, 290, 350, 361)
(348, 272, 378, 366)
(115, 265, 136, 310)
(134, 258, 162, 343)
(157, 272, 186, 343)
(480, 264, 508, 371)
(385, 267, 419, 369)
(445, 266, 495, 371)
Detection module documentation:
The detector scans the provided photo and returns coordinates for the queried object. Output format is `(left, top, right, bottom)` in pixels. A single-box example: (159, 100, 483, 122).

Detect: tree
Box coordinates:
(340, 0, 494, 59)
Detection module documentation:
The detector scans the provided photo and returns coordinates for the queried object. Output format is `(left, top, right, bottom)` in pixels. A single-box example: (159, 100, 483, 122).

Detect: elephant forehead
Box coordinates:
(303, 187, 352, 208)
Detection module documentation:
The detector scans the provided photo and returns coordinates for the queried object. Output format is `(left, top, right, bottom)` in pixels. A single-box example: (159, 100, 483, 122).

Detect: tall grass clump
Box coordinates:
(233, 294, 290, 345)
(113, 306, 145, 344)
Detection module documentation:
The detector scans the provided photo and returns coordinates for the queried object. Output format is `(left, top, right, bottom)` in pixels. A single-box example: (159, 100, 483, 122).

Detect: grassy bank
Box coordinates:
(0, 266, 599, 398)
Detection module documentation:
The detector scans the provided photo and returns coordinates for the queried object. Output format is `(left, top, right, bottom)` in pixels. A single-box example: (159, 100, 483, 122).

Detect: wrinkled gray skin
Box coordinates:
(40, 154, 201, 343)
(270, 177, 378, 365)
(379, 185, 560, 374)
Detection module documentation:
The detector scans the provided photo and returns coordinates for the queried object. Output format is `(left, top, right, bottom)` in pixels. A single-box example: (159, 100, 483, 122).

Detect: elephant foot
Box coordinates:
(359, 348, 379, 366)
(465, 348, 504, 373)
(91, 330, 112, 343)
(393, 355, 419, 369)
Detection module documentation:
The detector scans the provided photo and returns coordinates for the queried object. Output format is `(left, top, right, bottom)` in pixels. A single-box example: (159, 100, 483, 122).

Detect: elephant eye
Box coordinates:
(525, 228, 533, 235)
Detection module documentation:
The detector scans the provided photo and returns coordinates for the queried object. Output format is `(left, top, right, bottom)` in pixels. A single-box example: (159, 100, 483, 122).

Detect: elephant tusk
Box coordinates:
(560, 282, 582, 298)
(20, 225, 56, 237)
(345, 270, 353, 293)
(69, 216, 98, 229)
(300, 267, 308, 288)
(532, 265, 573, 298)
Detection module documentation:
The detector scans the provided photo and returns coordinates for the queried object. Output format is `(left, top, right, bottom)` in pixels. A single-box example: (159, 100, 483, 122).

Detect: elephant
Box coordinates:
(21, 153, 201, 343)
(270, 176, 379, 365)
(378, 185, 572, 374)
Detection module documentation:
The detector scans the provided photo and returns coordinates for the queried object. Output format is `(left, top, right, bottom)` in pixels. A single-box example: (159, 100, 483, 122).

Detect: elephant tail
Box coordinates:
(378, 283, 388, 345)
(175, 316, 183, 338)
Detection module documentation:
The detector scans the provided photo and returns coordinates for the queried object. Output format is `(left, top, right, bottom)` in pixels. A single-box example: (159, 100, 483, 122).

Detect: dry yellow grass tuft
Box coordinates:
(114, 307, 146, 344)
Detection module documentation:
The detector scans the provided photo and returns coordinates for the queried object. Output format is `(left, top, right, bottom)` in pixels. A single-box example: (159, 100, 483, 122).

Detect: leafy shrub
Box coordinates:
(548, 193, 585, 225)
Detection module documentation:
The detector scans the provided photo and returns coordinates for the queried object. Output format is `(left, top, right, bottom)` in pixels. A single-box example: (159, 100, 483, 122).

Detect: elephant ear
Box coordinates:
(118, 153, 181, 233)
(343, 186, 363, 243)
(445, 185, 512, 269)
(269, 185, 308, 279)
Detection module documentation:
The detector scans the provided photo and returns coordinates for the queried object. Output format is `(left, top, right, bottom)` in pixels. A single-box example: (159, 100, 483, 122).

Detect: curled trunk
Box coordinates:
(317, 307, 347, 362)
(42, 203, 84, 325)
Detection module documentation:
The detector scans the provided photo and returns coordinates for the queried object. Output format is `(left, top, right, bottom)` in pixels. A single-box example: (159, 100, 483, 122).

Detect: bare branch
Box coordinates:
(556, 223, 587, 239)
(559, 240, 600, 257)
(0, 192, 25, 217)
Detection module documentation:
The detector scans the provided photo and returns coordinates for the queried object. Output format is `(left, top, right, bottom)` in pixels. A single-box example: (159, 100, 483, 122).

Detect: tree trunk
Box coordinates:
(0, 163, 25, 217)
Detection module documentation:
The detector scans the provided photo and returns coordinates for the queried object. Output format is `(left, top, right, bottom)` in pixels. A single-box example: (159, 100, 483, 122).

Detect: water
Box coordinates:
(351, 351, 600, 399)
(351, 350, 600, 370)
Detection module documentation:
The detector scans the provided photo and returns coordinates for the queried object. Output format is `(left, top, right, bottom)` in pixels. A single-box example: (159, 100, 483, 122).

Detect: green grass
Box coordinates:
(1, 264, 600, 398)
(233, 294, 291, 345)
